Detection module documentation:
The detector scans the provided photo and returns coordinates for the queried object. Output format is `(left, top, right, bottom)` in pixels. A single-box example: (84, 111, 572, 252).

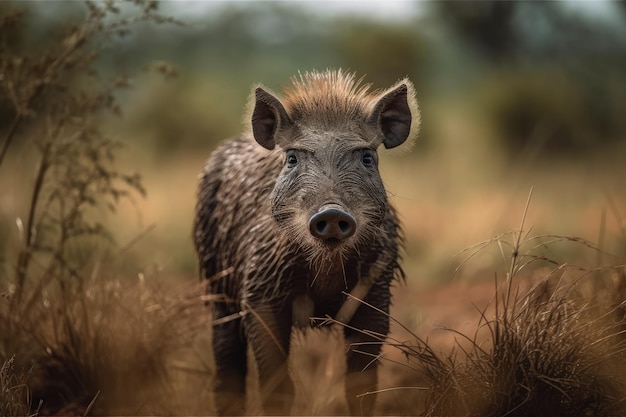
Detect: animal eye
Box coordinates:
(362, 150, 375, 167)
(286, 150, 298, 167)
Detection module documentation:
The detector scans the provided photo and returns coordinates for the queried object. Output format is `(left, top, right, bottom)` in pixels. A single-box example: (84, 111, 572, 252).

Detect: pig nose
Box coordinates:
(309, 204, 356, 242)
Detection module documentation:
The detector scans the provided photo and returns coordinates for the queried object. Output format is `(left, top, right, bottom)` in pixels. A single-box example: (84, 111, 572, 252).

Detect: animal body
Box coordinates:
(193, 70, 420, 415)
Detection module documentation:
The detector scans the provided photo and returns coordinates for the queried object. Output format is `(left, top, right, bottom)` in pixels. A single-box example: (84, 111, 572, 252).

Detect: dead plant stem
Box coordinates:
(0, 114, 22, 168)
(14, 143, 51, 304)
(0, 25, 87, 170)
(505, 186, 534, 313)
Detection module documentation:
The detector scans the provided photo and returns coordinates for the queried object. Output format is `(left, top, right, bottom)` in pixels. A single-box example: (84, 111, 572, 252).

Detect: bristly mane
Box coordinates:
(281, 69, 376, 127)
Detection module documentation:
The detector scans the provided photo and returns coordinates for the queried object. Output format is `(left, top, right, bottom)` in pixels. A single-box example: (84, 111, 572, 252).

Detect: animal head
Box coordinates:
(250, 70, 420, 272)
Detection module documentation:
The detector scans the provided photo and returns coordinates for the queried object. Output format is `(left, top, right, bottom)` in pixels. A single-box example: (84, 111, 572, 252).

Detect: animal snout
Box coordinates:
(309, 204, 356, 244)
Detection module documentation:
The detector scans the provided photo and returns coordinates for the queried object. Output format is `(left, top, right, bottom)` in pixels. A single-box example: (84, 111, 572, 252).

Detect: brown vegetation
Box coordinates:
(1, 2, 625, 416)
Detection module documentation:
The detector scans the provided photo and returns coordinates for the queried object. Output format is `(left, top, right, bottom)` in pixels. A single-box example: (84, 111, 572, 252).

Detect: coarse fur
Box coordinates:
(193, 69, 419, 415)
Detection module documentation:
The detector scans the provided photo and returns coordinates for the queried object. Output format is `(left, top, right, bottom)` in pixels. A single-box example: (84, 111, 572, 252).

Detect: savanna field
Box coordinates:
(1, 2, 626, 416)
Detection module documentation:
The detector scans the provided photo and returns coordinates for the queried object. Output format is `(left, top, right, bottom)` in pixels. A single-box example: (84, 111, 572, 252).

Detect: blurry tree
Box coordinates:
(0, 1, 174, 299)
(334, 19, 429, 89)
(0, 2, 179, 413)
(148, 2, 337, 80)
(430, 1, 517, 64)
(432, 1, 626, 156)
(430, 2, 626, 65)
(6, 1, 622, 159)
(112, 3, 343, 153)
(479, 70, 598, 156)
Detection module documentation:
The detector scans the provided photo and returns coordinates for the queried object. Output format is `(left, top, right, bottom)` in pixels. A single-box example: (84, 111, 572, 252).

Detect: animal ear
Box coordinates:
(251, 87, 291, 150)
(368, 82, 416, 149)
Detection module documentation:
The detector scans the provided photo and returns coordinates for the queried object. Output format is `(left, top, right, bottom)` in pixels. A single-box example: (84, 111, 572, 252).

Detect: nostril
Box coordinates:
(316, 220, 328, 235)
(338, 220, 351, 234)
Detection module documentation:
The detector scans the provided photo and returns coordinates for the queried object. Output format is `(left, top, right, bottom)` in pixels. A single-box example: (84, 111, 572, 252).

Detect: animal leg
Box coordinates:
(212, 305, 248, 415)
(243, 301, 294, 415)
(343, 282, 390, 416)
(345, 336, 380, 416)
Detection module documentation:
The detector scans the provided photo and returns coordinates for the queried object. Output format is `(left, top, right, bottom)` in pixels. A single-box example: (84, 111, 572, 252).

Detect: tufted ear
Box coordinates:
(367, 81, 417, 149)
(251, 87, 291, 150)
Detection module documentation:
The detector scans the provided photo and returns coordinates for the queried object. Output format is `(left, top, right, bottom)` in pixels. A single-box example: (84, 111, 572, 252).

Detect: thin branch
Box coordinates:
(13, 143, 51, 304)
(0, 114, 22, 168)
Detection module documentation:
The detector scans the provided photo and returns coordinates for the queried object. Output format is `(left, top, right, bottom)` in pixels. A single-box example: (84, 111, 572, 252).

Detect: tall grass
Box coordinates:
(0, 356, 36, 417)
(375, 190, 626, 416)
(7, 277, 213, 415)
(417, 273, 625, 416)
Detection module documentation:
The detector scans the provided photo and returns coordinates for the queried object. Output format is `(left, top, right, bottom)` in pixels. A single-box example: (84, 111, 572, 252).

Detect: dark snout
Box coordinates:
(309, 204, 356, 244)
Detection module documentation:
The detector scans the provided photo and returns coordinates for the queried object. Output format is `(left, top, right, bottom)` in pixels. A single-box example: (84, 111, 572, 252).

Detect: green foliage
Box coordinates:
(334, 19, 428, 88)
(33, 1, 619, 158)
(479, 70, 597, 155)
(477, 68, 626, 156)
(430, 1, 517, 63)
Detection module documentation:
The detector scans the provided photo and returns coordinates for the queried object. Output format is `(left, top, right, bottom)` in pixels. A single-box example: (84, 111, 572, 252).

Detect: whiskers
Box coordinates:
(340, 254, 347, 289)
(310, 268, 322, 288)
(273, 203, 380, 290)
(305, 237, 354, 291)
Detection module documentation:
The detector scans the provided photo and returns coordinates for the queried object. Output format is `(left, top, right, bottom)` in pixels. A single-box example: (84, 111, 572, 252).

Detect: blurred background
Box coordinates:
(2, 0, 626, 292)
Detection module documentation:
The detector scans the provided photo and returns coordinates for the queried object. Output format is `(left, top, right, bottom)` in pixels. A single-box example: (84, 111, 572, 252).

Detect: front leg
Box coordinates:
(343, 280, 391, 416)
(211, 303, 247, 416)
(242, 300, 294, 415)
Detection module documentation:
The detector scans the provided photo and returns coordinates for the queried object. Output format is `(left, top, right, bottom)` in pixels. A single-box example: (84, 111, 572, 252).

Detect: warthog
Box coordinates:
(193, 69, 419, 415)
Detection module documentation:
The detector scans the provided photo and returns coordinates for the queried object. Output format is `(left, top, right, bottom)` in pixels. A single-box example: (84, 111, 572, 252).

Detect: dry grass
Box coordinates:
(3, 231, 623, 416)
(417, 277, 626, 417)
(373, 191, 626, 416)
(0, 356, 36, 417)
(1, 275, 215, 415)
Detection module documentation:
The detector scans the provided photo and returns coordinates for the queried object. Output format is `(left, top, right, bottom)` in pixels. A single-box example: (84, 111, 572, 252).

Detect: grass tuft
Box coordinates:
(1, 276, 214, 415)
(372, 191, 626, 416)
(0, 356, 37, 417)
(421, 278, 625, 417)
